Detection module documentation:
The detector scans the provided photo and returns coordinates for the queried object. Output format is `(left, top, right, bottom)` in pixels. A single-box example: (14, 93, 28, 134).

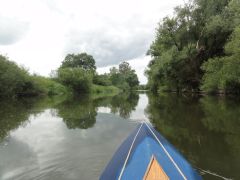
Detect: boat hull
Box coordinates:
(100, 122, 202, 180)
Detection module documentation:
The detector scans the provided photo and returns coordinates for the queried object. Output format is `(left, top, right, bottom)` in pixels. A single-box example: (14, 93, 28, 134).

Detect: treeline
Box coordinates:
(0, 53, 139, 98)
(56, 53, 139, 93)
(108, 62, 139, 90)
(146, 0, 240, 94)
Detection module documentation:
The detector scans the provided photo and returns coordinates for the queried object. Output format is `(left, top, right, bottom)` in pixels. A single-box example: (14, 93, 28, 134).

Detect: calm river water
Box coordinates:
(0, 93, 239, 180)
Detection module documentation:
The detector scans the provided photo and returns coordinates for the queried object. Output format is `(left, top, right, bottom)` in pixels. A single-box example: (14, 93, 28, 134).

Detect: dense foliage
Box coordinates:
(93, 61, 139, 91)
(57, 53, 122, 94)
(91, 84, 120, 96)
(57, 53, 96, 94)
(146, 0, 240, 94)
(0, 55, 66, 97)
(58, 67, 93, 93)
(109, 62, 139, 90)
(202, 26, 240, 94)
(60, 53, 96, 71)
(0, 52, 139, 98)
(93, 74, 112, 86)
(0, 55, 30, 97)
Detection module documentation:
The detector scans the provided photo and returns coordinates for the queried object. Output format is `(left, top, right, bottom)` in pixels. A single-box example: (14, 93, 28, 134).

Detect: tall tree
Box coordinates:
(119, 61, 131, 75)
(146, 0, 240, 93)
(109, 62, 139, 90)
(201, 26, 240, 94)
(57, 52, 96, 94)
(60, 53, 96, 71)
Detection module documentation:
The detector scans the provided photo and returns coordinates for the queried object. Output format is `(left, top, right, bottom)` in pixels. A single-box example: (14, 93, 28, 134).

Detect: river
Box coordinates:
(0, 93, 239, 180)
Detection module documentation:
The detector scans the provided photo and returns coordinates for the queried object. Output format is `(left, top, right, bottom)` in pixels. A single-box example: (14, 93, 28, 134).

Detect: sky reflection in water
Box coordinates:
(0, 93, 240, 180)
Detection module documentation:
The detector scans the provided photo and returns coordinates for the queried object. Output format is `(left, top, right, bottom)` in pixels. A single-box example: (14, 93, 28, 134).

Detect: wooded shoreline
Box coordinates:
(0, 53, 139, 99)
(145, 0, 240, 95)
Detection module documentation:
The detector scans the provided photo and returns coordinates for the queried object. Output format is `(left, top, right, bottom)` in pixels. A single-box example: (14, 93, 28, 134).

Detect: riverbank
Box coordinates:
(0, 54, 122, 99)
(156, 89, 240, 97)
(91, 85, 121, 99)
(0, 54, 138, 99)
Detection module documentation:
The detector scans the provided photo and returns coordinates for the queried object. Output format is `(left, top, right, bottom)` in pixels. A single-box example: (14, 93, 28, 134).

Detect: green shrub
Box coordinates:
(0, 55, 31, 97)
(0, 55, 68, 97)
(92, 84, 120, 96)
(57, 68, 93, 93)
(30, 76, 67, 95)
(201, 26, 240, 94)
(93, 74, 112, 86)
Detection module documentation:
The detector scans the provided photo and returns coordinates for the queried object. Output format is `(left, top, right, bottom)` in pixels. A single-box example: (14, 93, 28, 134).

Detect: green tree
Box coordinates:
(125, 70, 139, 88)
(109, 67, 124, 87)
(201, 26, 240, 94)
(146, 0, 240, 93)
(119, 61, 131, 75)
(93, 74, 112, 86)
(61, 53, 96, 71)
(109, 62, 139, 90)
(0, 55, 67, 97)
(0, 55, 44, 97)
(57, 68, 93, 93)
(109, 67, 118, 74)
(57, 52, 97, 94)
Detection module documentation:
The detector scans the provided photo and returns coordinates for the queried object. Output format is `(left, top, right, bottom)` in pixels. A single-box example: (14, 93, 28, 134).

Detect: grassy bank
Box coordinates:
(0, 55, 67, 98)
(0, 54, 134, 99)
(91, 84, 121, 98)
(29, 76, 67, 96)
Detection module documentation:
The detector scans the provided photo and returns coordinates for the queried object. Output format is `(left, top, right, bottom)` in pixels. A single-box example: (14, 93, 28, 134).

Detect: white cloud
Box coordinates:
(0, 16, 29, 45)
(128, 56, 151, 84)
(0, 0, 183, 78)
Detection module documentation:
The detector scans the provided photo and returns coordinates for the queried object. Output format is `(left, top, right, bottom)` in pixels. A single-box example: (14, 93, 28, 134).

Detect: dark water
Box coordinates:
(0, 93, 239, 180)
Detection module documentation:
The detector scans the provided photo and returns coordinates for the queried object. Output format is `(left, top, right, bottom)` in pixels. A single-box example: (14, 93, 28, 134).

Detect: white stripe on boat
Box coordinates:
(144, 122, 187, 180)
(118, 123, 143, 180)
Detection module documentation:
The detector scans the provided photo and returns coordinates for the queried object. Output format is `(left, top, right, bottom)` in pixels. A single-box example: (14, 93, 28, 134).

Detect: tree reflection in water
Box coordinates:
(108, 92, 139, 119)
(146, 93, 240, 180)
(0, 92, 140, 140)
(56, 92, 139, 129)
(0, 93, 239, 179)
(56, 95, 97, 129)
(0, 97, 62, 141)
(0, 99, 31, 140)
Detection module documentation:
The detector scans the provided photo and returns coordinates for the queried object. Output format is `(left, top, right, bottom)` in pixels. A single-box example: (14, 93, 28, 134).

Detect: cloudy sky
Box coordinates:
(0, 0, 183, 84)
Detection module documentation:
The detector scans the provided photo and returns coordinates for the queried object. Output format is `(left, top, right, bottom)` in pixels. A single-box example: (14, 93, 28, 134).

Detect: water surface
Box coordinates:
(0, 93, 239, 179)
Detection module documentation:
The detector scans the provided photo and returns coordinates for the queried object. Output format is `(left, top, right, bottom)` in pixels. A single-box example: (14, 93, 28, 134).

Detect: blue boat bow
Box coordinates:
(100, 122, 202, 180)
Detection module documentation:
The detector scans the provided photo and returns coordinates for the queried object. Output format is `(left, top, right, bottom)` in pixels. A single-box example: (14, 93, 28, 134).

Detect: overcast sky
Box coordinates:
(0, 0, 183, 84)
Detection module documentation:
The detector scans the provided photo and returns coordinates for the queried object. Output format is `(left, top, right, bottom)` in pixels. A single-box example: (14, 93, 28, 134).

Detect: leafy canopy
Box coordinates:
(57, 52, 96, 94)
(146, 0, 240, 94)
(61, 53, 96, 71)
(109, 61, 139, 90)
